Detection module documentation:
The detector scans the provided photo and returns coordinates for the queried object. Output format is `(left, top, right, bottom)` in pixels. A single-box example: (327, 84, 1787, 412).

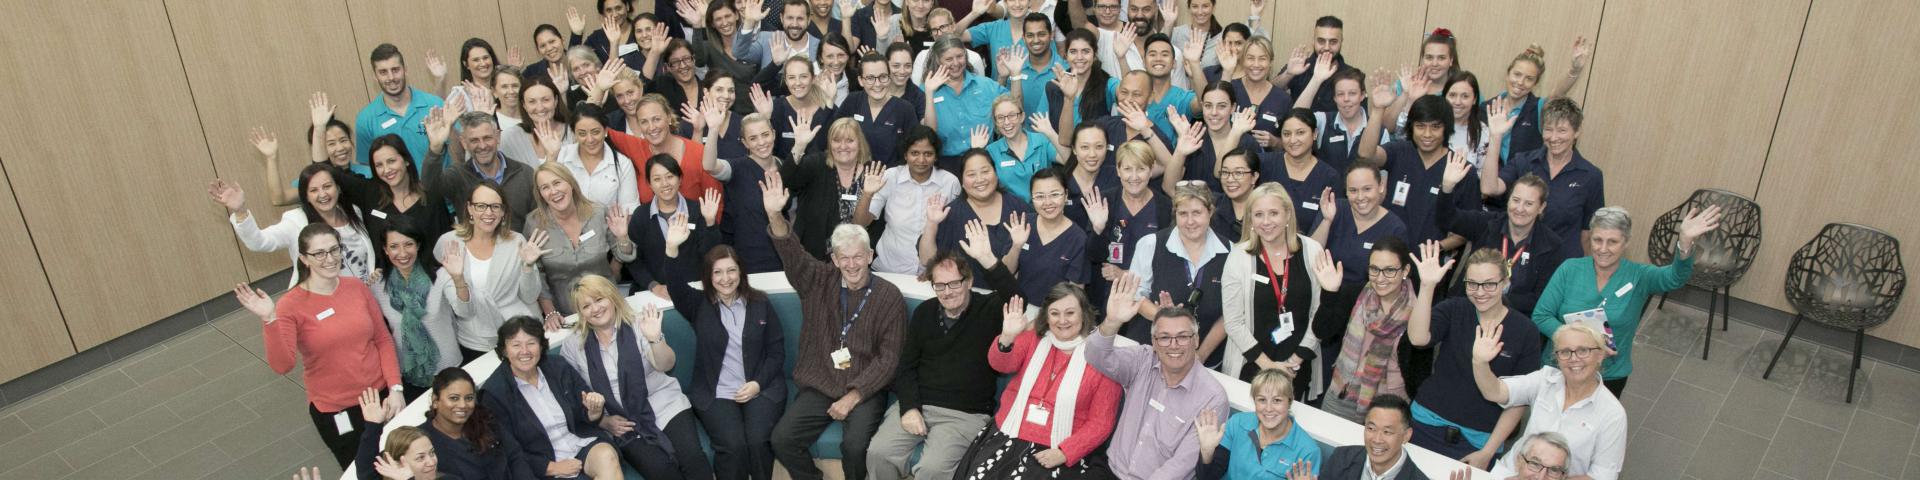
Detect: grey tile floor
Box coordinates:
(1, 300, 1915, 479)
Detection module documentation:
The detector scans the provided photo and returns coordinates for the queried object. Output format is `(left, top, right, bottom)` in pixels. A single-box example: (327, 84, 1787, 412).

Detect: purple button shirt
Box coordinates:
(1086, 331, 1229, 480)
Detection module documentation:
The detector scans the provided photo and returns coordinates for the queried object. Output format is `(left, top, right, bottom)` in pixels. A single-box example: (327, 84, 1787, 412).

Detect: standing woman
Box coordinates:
(628, 154, 722, 299)
(1405, 244, 1540, 468)
(919, 149, 1034, 285)
(1044, 29, 1112, 128)
(685, 74, 751, 159)
(753, 56, 837, 157)
(438, 183, 549, 363)
(547, 104, 641, 214)
(647, 39, 707, 118)
(984, 94, 1057, 202)
(1170, 0, 1265, 69)
(523, 163, 637, 320)
(788, 117, 882, 259)
(1090, 140, 1171, 300)
(446, 38, 502, 109)
(504, 76, 574, 167)
(1470, 323, 1625, 479)
(1486, 41, 1589, 162)
(1217, 184, 1341, 395)
(685, 0, 760, 88)
(1017, 169, 1093, 304)
(1053, 123, 1117, 230)
(1169, 83, 1256, 193)
(480, 318, 625, 480)
(492, 66, 526, 124)
(212, 163, 376, 288)
(558, 275, 717, 480)
(1206, 147, 1259, 242)
(1532, 205, 1721, 395)
(525, 25, 572, 88)
(627, 93, 723, 204)
(701, 109, 789, 273)
(662, 227, 789, 480)
(1483, 98, 1605, 256)
(954, 285, 1123, 479)
(370, 219, 460, 401)
(1264, 109, 1341, 232)
(234, 224, 404, 467)
(1322, 238, 1414, 422)
(1442, 72, 1490, 170)
(1308, 164, 1409, 383)
(1126, 183, 1231, 358)
(420, 368, 530, 479)
(1227, 38, 1292, 150)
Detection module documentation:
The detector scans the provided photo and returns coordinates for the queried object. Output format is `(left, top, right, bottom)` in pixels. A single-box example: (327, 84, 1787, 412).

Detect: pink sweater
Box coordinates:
(264, 278, 401, 412)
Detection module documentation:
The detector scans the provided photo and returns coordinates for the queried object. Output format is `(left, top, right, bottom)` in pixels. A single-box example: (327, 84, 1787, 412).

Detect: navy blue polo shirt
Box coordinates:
(1325, 201, 1409, 285)
(1018, 225, 1091, 303)
(771, 97, 836, 157)
(1380, 140, 1481, 246)
(934, 193, 1034, 286)
(1414, 298, 1541, 432)
(1435, 189, 1568, 315)
(1258, 154, 1342, 232)
(1232, 79, 1295, 145)
(719, 157, 785, 273)
(1499, 148, 1604, 254)
(835, 92, 918, 166)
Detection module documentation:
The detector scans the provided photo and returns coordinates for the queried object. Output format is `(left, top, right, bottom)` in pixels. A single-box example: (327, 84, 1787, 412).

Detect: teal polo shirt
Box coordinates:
(1015, 52, 1067, 121)
(985, 130, 1058, 201)
(931, 74, 1008, 156)
(353, 87, 444, 177)
(1221, 411, 1322, 479)
(1148, 86, 1196, 141)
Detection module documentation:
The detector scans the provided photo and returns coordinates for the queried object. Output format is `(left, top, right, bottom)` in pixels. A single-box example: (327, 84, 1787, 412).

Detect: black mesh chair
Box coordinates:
(1646, 189, 1764, 359)
(1762, 223, 1906, 403)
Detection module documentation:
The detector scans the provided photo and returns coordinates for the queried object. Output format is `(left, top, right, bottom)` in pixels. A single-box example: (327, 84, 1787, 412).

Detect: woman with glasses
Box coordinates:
(920, 148, 1033, 286)
(211, 163, 375, 288)
(438, 183, 551, 362)
(1015, 169, 1093, 304)
(1471, 322, 1624, 480)
(984, 94, 1057, 202)
(1164, 82, 1256, 195)
(1308, 163, 1409, 389)
(1404, 242, 1541, 469)
(233, 223, 403, 467)
(1321, 238, 1414, 422)
(1217, 184, 1342, 394)
(1532, 205, 1720, 395)
(1206, 148, 1258, 251)
(1124, 183, 1230, 362)
(1265, 109, 1342, 233)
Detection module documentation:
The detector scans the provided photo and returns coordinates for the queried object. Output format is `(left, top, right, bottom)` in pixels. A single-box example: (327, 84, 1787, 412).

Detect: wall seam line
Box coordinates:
(1754, 0, 1818, 199)
(0, 155, 76, 354)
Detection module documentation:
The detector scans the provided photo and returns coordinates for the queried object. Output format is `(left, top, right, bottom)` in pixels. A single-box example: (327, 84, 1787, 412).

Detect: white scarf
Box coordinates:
(1000, 333, 1088, 446)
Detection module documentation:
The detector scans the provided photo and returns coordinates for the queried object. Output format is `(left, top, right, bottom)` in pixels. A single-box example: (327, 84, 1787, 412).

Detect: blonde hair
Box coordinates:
(1461, 247, 1510, 280)
(991, 93, 1023, 116)
(638, 93, 680, 132)
(827, 117, 872, 164)
(1239, 37, 1275, 80)
(1250, 368, 1296, 400)
(1114, 140, 1156, 169)
(382, 426, 430, 467)
(1508, 44, 1547, 76)
(1171, 182, 1215, 212)
(528, 162, 598, 230)
(784, 55, 828, 102)
(569, 275, 636, 335)
(1555, 323, 1610, 353)
(1238, 183, 1300, 253)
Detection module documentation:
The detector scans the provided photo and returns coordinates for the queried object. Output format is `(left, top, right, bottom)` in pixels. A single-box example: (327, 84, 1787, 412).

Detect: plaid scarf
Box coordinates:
(1335, 279, 1413, 408)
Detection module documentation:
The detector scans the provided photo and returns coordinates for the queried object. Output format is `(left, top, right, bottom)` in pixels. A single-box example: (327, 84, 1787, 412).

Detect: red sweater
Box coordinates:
(607, 130, 723, 210)
(987, 331, 1123, 467)
(264, 278, 401, 412)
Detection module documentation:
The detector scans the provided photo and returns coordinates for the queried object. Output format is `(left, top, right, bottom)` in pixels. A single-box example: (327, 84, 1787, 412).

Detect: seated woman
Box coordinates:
(1406, 244, 1541, 468)
(1217, 184, 1342, 396)
(663, 230, 789, 480)
(481, 317, 624, 480)
(212, 163, 376, 288)
(627, 154, 722, 299)
(1323, 238, 1415, 422)
(556, 275, 716, 480)
(522, 163, 638, 320)
(418, 368, 532, 479)
(437, 184, 548, 362)
(956, 283, 1123, 479)
(371, 219, 460, 401)
(919, 148, 1033, 287)
(1197, 369, 1322, 480)
(1471, 323, 1624, 480)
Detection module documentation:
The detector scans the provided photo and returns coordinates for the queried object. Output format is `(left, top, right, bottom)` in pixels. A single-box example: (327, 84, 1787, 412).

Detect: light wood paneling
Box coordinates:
(1265, 0, 1429, 79)
(0, 1, 249, 350)
(498, 0, 600, 68)
(344, 0, 510, 99)
(1577, 0, 1806, 261)
(0, 161, 75, 383)
(1423, 0, 1601, 104)
(1753, 0, 1920, 346)
(166, 0, 371, 282)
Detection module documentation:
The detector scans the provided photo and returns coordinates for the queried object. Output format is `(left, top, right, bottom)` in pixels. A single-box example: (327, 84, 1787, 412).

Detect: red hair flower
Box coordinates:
(1431, 28, 1453, 39)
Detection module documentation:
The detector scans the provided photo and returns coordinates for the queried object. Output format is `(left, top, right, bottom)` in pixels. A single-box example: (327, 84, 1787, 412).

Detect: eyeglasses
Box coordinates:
(1031, 191, 1066, 202)
(1153, 333, 1197, 346)
(930, 279, 970, 292)
(1554, 346, 1602, 360)
(1367, 266, 1404, 278)
(860, 74, 890, 84)
(1093, 4, 1119, 10)
(1219, 169, 1254, 178)
(994, 113, 1025, 122)
(469, 202, 504, 213)
(668, 57, 695, 68)
(1464, 280, 1501, 292)
(1520, 454, 1568, 478)
(303, 246, 345, 259)
(1174, 180, 1207, 188)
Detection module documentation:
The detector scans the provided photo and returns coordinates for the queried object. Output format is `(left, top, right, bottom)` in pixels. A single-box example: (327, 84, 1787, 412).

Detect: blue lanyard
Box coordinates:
(838, 286, 872, 347)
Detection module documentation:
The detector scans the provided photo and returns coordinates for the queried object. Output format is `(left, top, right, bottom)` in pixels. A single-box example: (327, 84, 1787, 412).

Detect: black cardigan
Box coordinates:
(626, 198, 717, 291)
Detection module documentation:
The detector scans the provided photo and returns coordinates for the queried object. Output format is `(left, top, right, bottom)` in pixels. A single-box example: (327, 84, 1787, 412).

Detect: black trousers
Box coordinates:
(771, 388, 887, 480)
(1604, 377, 1629, 397)
(308, 398, 372, 467)
(619, 410, 717, 480)
(696, 393, 787, 480)
(460, 347, 490, 365)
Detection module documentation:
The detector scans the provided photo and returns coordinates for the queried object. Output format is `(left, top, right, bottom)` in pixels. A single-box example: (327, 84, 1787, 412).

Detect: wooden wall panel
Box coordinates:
(344, 0, 510, 99)
(165, 0, 372, 283)
(1577, 0, 1805, 261)
(1753, 0, 1920, 345)
(1265, 0, 1429, 80)
(0, 0, 249, 350)
(0, 161, 76, 383)
(1423, 0, 1601, 104)
(498, 0, 600, 68)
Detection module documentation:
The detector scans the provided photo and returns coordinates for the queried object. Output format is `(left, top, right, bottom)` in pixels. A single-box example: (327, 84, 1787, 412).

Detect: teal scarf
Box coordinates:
(386, 265, 440, 387)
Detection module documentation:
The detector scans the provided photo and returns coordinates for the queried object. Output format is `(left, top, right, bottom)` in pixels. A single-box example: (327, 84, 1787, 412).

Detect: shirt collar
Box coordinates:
(650, 196, 689, 218)
(1020, 52, 1066, 76)
(1365, 449, 1409, 480)
(1161, 228, 1230, 262)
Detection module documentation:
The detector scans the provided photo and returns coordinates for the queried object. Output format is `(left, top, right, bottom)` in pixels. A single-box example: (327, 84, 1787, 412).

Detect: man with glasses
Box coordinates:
(430, 112, 537, 230)
(1088, 272, 1228, 480)
(868, 244, 1019, 480)
(762, 176, 910, 480)
(1482, 432, 1572, 480)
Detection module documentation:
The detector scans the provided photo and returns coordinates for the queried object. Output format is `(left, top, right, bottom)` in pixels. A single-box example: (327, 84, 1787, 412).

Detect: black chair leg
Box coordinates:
(1848, 329, 1864, 403)
(1658, 293, 1668, 310)
(1720, 287, 1732, 331)
(1703, 289, 1717, 360)
(1764, 314, 1805, 379)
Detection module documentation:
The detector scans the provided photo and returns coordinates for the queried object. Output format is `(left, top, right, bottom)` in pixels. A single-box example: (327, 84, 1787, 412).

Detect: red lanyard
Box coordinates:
(1502, 236, 1527, 270)
(1262, 248, 1291, 313)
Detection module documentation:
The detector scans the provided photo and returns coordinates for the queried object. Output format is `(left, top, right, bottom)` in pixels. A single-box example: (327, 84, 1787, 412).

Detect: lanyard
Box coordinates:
(1261, 248, 1291, 313)
(838, 286, 872, 347)
(1502, 235, 1527, 272)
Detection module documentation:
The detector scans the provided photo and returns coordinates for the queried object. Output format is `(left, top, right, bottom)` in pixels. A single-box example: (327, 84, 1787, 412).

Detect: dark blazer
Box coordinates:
(480, 361, 608, 479)
(626, 198, 717, 291)
(662, 251, 788, 410)
(1319, 445, 1430, 480)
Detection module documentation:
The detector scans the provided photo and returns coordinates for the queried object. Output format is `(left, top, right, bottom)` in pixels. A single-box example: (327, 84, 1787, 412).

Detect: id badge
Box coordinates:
(1392, 181, 1411, 206)
(831, 347, 853, 370)
(1025, 403, 1051, 425)
(1563, 307, 1616, 350)
(1107, 242, 1125, 263)
(334, 411, 355, 435)
(1271, 312, 1295, 344)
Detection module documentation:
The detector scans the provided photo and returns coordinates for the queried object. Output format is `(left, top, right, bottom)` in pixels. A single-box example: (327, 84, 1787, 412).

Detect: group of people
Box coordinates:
(219, 0, 1725, 479)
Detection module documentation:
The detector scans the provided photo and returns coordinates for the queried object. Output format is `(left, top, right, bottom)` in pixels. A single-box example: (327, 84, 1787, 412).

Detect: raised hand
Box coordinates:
(1440, 149, 1472, 191)
(701, 95, 730, 139)
(1159, 0, 1178, 30)
(770, 36, 793, 65)
(506, 46, 523, 67)
(1230, 106, 1257, 137)
(1250, 0, 1265, 14)
(791, 113, 821, 148)
(308, 91, 334, 127)
(861, 162, 886, 195)
(463, 80, 496, 114)
(749, 84, 774, 115)
(1005, 211, 1031, 245)
(566, 6, 588, 35)
(1310, 51, 1336, 82)
(1217, 46, 1238, 77)
(372, 453, 414, 479)
(208, 179, 247, 213)
(1472, 323, 1504, 364)
(1084, 189, 1110, 232)
(1000, 295, 1029, 340)
(1318, 186, 1336, 221)
(234, 283, 276, 321)
(959, 219, 995, 263)
(681, 97, 708, 135)
(1286, 460, 1315, 480)
(441, 240, 466, 278)
(360, 387, 393, 423)
(603, 14, 630, 46)
(1411, 240, 1455, 287)
(924, 194, 951, 225)
(1367, 67, 1397, 109)
(739, 0, 769, 25)
(1050, 64, 1082, 96)
(424, 106, 453, 148)
(425, 49, 447, 80)
(925, 63, 954, 90)
(1312, 250, 1344, 290)
(1116, 101, 1151, 132)
(1029, 112, 1058, 141)
(1486, 98, 1515, 135)
(534, 118, 567, 162)
(1406, 64, 1433, 97)
(971, 0, 992, 18)
(664, 212, 692, 250)
(997, 47, 1026, 78)
(293, 466, 324, 480)
(700, 188, 723, 226)
(637, 303, 665, 340)
(520, 229, 552, 265)
(1104, 272, 1144, 324)
(1285, 45, 1310, 76)
(1678, 204, 1724, 243)
(607, 206, 632, 240)
(1173, 120, 1205, 157)
(1195, 408, 1224, 455)
(758, 171, 790, 214)
(249, 127, 279, 158)
(871, 7, 894, 42)
(1569, 36, 1592, 74)
(594, 56, 625, 91)
(1182, 28, 1204, 65)
(969, 124, 991, 149)
(1112, 24, 1137, 59)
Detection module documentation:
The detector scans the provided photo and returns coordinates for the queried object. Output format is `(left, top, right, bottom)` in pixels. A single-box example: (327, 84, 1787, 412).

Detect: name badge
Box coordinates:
(579, 229, 596, 242)
(1271, 311, 1294, 343)
(1362, 242, 1374, 249)
(1000, 160, 1016, 167)
(369, 209, 388, 219)
(1253, 275, 1269, 284)
(1148, 398, 1166, 412)
(1521, 252, 1531, 264)
(1021, 242, 1031, 251)
(1261, 113, 1278, 123)
(1026, 403, 1050, 425)
(934, 96, 947, 104)
(831, 347, 853, 369)
(1302, 201, 1319, 211)
(1392, 181, 1411, 206)
(617, 43, 639, 56)
(840, 193, 859, 201)
(1107, 144, 1116, 152)
(1615, 282, 1634, 297)
(334, 411, 355, 435)
(782, 132, 795, 138)
(853, 114, 867, 122)
(316, 308, 335, 321)
(1329, 135, 1346, 143)
(1429, 186, 1440, 195)
(379, 118, 398, 129)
